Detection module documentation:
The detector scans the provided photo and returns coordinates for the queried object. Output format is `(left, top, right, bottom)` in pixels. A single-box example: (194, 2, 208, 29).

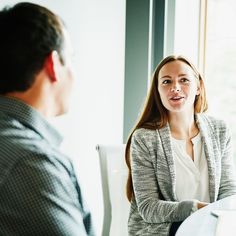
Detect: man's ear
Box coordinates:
(44, 50, 61, 82)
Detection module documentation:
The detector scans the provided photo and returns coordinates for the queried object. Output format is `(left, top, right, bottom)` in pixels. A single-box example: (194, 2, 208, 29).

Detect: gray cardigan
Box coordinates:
(128, 114, 236, 236)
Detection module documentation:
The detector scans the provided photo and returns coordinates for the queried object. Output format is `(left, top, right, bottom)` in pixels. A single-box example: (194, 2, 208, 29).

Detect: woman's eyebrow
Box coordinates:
(159, 73, 189, 80)
(159, 75, 172, 80)
(178, 73, 188, 77)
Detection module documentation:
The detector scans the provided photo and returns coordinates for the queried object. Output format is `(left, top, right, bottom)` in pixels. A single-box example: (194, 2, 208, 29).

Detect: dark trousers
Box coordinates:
(169, 221, 183, 236)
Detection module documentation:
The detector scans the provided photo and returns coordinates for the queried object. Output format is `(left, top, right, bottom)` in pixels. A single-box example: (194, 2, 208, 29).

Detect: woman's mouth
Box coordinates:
(170, 96, 184, 101)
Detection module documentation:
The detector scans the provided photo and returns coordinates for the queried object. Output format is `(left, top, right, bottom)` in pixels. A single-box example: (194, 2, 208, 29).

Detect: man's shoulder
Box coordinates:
(0, 115, 72, 182)
(0, 114, 44, 154)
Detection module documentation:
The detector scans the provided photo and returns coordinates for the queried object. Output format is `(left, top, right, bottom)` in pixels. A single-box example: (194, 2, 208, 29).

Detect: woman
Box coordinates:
(125, 55, 236, 236)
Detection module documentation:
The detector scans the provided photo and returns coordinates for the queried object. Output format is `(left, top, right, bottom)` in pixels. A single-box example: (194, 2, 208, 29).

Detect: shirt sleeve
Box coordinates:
(0, 153, 94, 236)
(191, 200, 199, 213)
(131, 130, 194, 224)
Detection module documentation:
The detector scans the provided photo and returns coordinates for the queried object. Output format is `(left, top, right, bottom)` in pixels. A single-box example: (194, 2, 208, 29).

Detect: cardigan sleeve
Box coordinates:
(131, 129, 194, 224)
(217, 123, 236, 199)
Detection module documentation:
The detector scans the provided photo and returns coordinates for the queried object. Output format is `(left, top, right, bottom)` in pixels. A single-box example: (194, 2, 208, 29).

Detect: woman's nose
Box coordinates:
(170, 83, 181, 92)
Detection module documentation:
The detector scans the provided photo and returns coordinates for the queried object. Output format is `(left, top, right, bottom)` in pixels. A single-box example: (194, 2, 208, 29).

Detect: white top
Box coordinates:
(172, 133, 210, 202)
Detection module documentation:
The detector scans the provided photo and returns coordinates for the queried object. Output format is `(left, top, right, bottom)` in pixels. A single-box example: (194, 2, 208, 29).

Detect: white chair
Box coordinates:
(96, 144, 130, 236)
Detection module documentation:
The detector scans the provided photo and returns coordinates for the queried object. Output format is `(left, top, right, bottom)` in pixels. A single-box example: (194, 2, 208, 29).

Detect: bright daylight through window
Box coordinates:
(204, 0, 236, 161)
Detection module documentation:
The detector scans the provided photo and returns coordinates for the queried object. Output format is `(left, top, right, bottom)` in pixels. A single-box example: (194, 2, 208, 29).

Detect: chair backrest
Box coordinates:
(96, 144, 130, 236)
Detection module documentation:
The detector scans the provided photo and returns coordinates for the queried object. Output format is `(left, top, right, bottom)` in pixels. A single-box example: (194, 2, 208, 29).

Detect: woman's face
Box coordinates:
(158, 60, 200, 115)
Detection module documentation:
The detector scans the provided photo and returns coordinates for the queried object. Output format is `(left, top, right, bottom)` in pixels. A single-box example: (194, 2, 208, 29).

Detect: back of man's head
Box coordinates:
(0, 2, 65, 94)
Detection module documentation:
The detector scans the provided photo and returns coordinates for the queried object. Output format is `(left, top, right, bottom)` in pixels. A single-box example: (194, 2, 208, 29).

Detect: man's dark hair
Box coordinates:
(0, 2, 65, 94)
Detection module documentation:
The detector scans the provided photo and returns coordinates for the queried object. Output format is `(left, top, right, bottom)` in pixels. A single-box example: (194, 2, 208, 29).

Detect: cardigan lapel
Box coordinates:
(195, 114, 218, 202)
(158, 125, 177, 201)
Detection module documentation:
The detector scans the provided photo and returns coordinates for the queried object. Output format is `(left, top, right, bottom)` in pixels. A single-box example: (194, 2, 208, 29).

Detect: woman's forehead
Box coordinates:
(159, 60, 195, 77)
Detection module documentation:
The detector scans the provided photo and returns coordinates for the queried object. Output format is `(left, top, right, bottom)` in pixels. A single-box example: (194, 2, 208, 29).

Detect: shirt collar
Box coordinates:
(0, 96, 63, 147)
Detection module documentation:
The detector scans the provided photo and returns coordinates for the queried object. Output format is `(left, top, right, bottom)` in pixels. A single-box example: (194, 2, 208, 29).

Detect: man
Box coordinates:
(0, 2, 94, 235)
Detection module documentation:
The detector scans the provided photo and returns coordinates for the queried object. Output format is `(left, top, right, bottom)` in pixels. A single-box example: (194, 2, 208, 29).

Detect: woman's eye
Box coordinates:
(162, 79, 171, 84)
(181, 78, 190, 83)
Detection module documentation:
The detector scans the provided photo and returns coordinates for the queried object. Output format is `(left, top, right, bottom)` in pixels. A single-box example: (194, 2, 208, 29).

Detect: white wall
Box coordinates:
(0, 0, 126, 234)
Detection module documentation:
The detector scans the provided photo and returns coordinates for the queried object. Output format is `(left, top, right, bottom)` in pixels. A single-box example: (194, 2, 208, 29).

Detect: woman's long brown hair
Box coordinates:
(125, 55, 208, 202)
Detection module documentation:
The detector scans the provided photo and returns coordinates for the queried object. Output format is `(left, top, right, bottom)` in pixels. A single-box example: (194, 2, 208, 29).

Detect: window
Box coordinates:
(204, 0, 236, 158)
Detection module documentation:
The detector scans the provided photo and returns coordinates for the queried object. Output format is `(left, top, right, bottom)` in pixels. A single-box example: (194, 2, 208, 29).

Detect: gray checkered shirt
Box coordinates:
(0, 96, 94, 236)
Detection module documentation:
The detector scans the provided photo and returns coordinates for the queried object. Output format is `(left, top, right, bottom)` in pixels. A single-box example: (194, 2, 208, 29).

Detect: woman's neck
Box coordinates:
(168, 112, 199, 140)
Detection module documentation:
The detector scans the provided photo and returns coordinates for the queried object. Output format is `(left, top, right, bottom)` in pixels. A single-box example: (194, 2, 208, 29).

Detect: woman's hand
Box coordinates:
(197, 202, 209, 209)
